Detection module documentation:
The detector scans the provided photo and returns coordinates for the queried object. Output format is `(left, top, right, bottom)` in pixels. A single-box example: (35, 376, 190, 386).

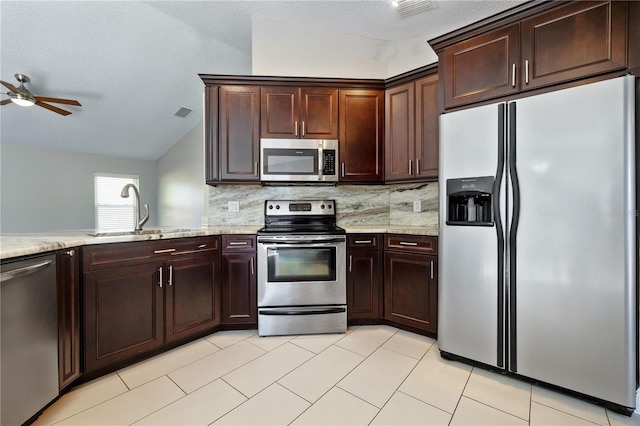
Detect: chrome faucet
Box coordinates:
(120, 184, 149, 231)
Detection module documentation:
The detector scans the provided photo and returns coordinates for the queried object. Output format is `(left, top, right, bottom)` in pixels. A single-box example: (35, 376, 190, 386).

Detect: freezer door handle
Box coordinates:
(494, 103, 506, 369)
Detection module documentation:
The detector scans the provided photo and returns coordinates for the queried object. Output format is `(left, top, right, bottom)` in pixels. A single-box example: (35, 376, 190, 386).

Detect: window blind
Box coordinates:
(94, 174, 139, 231)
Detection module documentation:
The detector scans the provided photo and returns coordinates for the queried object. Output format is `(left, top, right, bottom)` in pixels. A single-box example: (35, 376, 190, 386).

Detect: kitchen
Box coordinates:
(1, 1, 639, 425)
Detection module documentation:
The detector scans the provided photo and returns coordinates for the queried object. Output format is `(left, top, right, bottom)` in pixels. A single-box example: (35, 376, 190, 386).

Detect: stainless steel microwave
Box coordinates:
(260, 139, 339, 183)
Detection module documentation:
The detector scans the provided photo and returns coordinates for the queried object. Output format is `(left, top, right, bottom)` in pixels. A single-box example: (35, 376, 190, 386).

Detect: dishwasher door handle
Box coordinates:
(0, 260, 52, 283)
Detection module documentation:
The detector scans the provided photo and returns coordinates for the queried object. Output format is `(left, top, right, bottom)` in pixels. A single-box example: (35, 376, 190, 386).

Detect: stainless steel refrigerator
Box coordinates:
(438, 75, 637, 413)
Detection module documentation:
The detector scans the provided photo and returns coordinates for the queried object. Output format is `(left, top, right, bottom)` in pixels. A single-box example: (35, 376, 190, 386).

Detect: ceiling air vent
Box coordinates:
(392, 0, 433, 18)
(174, 107, 192, 118)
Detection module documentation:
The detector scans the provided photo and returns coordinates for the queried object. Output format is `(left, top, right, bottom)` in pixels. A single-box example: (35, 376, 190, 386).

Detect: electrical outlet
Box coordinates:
(201, 216, 209, 228)
(228, 201, 240, 212)
(413, 200, 421, 213)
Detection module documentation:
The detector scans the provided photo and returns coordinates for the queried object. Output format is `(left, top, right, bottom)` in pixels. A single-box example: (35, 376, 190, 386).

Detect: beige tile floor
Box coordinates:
(34, 325, 640, 426)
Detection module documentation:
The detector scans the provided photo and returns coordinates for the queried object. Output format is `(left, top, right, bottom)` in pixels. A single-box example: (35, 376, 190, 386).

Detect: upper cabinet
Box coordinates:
(339, 89, 384, 182)
(261, 87, 338, 139)
(385, 71, 439, 182)
(432, 0, 635, 110)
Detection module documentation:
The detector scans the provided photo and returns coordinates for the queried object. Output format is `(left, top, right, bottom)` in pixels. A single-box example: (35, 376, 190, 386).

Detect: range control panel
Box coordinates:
(265, 200, 335, 216)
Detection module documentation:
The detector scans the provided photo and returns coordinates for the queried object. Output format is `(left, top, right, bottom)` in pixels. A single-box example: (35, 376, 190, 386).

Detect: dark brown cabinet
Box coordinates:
(261, 87, 338, 139)
(384, 234, 438, 333)
(57, 248, 81, 390)
(221, 235, 257, 326)
(339, 89, 384, 182)
(347, 234, 383, 320)
(83, 237, 221, 374)
(385, 73, 439, 182)
(219, 86, 261, 182)
(436, 1, 631, 110)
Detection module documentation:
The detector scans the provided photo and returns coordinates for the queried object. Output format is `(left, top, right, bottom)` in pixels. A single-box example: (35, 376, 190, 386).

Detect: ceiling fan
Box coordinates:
(1, 74, 81, 116)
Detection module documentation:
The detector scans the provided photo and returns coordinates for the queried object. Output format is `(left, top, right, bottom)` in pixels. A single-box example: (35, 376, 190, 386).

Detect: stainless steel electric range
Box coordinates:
(257, 200, 347, 337)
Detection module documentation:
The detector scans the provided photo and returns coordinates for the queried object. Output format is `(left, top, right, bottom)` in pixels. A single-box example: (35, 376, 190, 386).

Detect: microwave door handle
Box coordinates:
(318, 144, 324, 180)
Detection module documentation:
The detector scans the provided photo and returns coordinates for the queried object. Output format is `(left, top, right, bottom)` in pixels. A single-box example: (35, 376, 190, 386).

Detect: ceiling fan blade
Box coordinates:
(36, 100, 72, 116)
(1, 80, 19, 93)
(35, 96, 81, 106)
(1, 98, 12, 105)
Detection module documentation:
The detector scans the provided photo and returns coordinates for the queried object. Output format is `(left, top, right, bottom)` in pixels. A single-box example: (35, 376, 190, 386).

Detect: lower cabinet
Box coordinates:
(57, 247, 81, 390)
(347, 234, 383, 320)
(221, 235, 257, 325)
(82, 237, 221, 374)
(384, 234, 438, 333)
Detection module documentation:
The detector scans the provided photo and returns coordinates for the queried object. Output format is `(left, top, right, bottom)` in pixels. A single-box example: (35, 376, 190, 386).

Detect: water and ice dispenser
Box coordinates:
(446, 176, 494, 226)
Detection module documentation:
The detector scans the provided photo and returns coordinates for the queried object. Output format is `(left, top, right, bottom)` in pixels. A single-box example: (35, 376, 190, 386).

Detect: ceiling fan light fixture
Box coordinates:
(8, 92, 36, 107)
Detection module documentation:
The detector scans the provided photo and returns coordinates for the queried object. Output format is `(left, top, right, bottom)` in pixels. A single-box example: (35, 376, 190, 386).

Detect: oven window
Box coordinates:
(267, 247, 336, 282)
(264, 149, 318, 175)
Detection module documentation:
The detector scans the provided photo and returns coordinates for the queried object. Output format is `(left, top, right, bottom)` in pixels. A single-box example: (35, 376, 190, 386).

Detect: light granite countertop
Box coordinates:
(1, 225, 438, 260)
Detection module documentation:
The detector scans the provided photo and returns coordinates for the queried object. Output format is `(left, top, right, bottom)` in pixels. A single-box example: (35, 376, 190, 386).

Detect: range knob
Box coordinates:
(275, 205, 280, 210)
(321, 204, 325, 209)
(268, 205, 273, 210)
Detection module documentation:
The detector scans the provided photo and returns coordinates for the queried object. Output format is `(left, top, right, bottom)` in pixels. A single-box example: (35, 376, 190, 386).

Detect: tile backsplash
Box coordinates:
(207, 182, 439, 228)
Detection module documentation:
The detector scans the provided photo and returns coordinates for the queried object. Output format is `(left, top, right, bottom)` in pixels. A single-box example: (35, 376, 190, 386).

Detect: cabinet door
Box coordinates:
(219, 86, 260, 181)
(300, 88, 339, 139)
(83, 262, 164, 373)
(205, 86, 219, 183)
(415, 75, 439, 180)
(57, 248, 81, 390)
(347, 250, 382, 319)
(165, 254, 221, 344)
(339, 89, 384, 182)
(384, 252, 437, 333)
(221, 253, 257, 325)
(261, 87, 299, 138)
(520, 1, 627, 91)
(385, 82, 415, 181)
(442, 24, 520, 109)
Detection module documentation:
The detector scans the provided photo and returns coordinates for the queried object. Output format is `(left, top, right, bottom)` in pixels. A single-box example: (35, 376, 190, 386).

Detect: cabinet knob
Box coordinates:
(66, 249, 75, 257)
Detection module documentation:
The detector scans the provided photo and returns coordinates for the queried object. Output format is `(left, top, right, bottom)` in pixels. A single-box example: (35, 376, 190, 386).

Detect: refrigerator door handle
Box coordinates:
(494, 103, 506, 368)
(508, 101, 520, 372)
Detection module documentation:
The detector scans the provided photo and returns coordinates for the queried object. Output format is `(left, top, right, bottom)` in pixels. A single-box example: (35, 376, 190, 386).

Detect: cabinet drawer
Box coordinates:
(83, 237, 221, 271)
(385, 234, 437, 255)
(347, 234, 382, 250)
(222, 235, 257, 252)
(164, 236, 220, 256)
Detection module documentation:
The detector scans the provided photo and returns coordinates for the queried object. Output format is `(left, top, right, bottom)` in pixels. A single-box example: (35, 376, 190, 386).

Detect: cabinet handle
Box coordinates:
(295, 120, 298, 137)
(430, 261, 434, 280)
(158, 267, 163, 288)
(354, 240, 372, 244)
(255, 161, 259, 177)
(399, 241, 418, 246)
(416, 158, 420, 175)
(349, 254, 352, 272)
(169, 265, 173, 286)
(512, 63, 516, 87)
(302, 121, 305, 137)
(525, 60, 529, 84)
(250, 257, 255, 275)
(154, 248, 176, 254)
(66, 249, 75, 257)
(409, 160, 412, 175)
(341, 163, 345, 178)
(229, 241, 248, 246)
(198, 244, 207, 249)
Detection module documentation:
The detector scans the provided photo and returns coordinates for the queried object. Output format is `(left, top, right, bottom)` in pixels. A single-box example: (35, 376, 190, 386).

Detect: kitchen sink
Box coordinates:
(87, 228, 193, 237)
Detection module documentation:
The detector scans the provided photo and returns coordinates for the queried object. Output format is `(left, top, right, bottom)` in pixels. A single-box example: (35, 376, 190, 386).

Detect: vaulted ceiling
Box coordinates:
(0, 1, 524, 161)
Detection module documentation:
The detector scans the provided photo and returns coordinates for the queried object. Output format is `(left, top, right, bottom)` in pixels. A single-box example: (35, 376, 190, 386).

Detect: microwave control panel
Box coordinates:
(323, 150, 336, 175)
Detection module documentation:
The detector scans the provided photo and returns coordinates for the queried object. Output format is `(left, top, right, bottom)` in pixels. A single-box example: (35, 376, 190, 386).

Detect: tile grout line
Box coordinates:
(448, 365, 475, 425)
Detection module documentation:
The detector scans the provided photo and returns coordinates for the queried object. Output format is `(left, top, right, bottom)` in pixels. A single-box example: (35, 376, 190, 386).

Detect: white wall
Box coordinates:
(252, 17, 437, 79)
(252, 17, 388, 78)
(0, 144, 157, 233)
(156, 122, 206, 228)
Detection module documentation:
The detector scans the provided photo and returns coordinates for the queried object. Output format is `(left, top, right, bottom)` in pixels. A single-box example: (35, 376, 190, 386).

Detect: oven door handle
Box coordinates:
(258, 238, 346, 245)
(258, 307, 346, 316)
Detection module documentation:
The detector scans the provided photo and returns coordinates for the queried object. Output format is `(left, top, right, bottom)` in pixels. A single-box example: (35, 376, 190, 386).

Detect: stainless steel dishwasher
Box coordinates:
(1, 253, 59, 425)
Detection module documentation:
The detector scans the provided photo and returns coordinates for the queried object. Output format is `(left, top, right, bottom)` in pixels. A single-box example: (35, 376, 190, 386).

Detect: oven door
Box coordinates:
(257, 236, 346, 307)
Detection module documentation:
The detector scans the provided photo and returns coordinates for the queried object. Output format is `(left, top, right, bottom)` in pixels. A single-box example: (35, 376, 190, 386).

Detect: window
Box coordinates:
(94, 173, 140, 231)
